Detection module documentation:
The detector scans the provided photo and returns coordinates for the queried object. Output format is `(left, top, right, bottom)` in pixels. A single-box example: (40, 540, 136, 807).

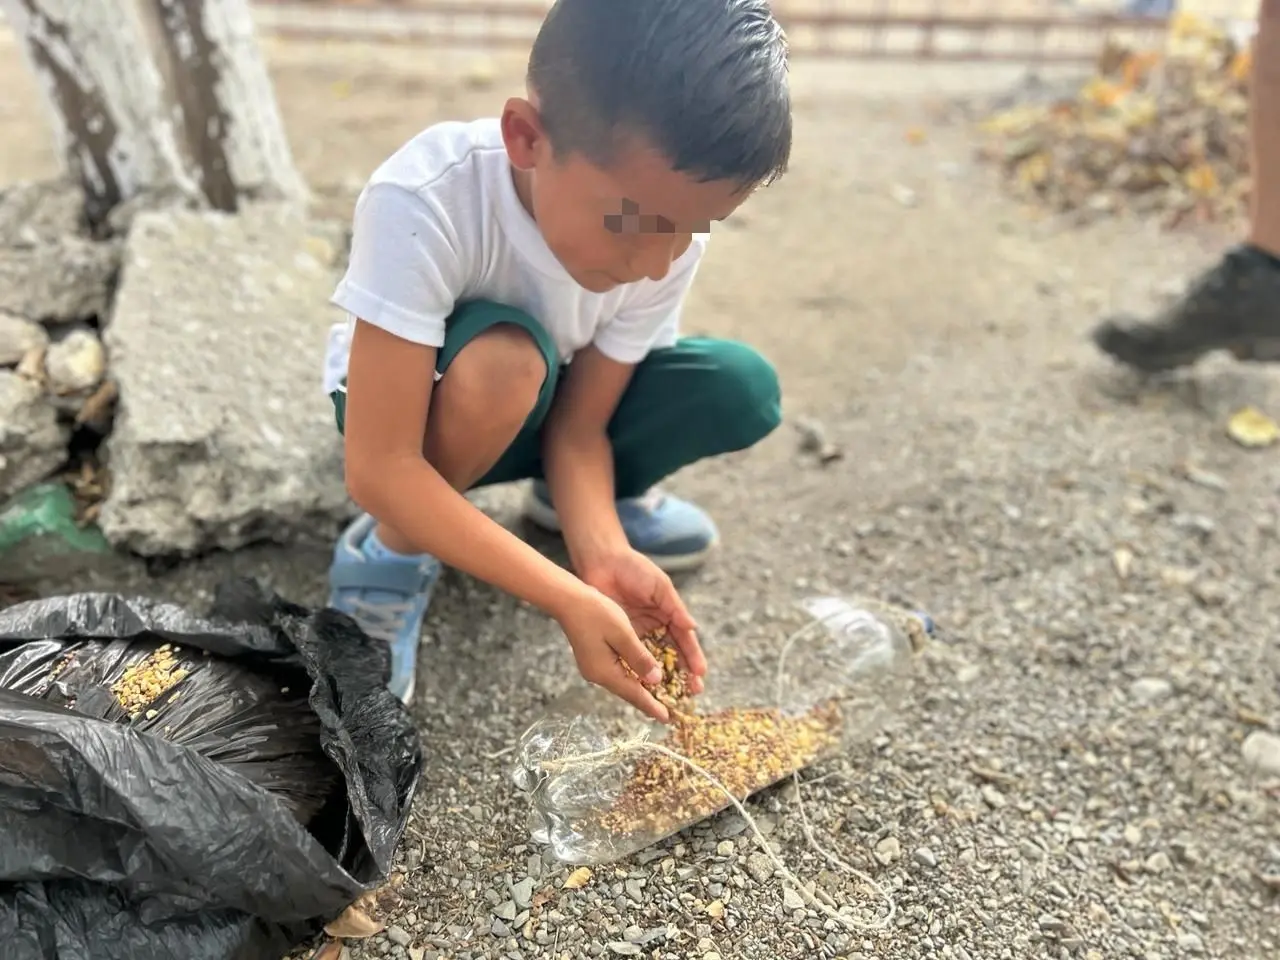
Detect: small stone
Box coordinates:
(1123, 824, 1143, 845)
(0, 311, 47, 366)
(387, 926, 411, 947)
(1176, 933, 1205, 954)
(606, 943, 641, 957)
(1242, 732, 1280, 776)
(1129, 677, 1173, 704)
(623, 926, 645, 944)
(705, 900, 725, 919)
(746, 853, 774, 884)
(913, 847, 937, 868)
(493, 901, 518, 922)
(1145, 852, 1173, 874)
(782, 887, 806, 911)
(703, 953, 723, 960)
(624, 878, 644, 901)
(43, 328, 105, 394)
(874, 836, 902, 864)
(511, 877, 535, 910)
(981, 785, 1008, 809)
(490, 919, 511, 938)
(715, 840, 735, 857)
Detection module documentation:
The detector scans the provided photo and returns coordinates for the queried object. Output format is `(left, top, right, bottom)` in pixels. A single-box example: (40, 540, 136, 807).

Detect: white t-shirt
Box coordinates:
(322, 118, 709, 395)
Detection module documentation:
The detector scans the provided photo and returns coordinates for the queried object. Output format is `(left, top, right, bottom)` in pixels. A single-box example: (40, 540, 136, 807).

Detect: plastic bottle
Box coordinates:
(512, 596, 933, 865)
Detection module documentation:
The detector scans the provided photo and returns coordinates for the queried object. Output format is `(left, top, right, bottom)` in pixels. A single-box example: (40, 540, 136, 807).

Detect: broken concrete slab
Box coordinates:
(0, 238, 120, 323)
(0, 311, 48, 366)
(0, 179, 86, 247)
(100, 203, 355, 555)
(0, 371, 69, 498)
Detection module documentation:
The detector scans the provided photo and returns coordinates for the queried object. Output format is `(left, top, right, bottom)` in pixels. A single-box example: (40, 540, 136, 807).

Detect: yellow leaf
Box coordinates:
(904, 127, 928, 146)
(1230, 50, 1252, 83)
(1226, 406, 1279, 448)
(1081, 78, 1126, 109)
(1184, 162, 1218, 196)
(562, 867, 593, 890)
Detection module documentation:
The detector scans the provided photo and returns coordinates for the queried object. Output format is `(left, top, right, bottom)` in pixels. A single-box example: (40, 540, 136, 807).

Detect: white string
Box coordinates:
(541, 597, 920, 933)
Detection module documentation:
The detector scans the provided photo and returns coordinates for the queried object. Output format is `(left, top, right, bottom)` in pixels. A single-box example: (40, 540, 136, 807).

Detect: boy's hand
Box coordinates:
(578, 549, 707, 695)
(557, 585, 674, 723)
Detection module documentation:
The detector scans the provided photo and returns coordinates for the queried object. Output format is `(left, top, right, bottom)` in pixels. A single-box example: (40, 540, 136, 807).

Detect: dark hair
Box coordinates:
(527, 0, 792, 189)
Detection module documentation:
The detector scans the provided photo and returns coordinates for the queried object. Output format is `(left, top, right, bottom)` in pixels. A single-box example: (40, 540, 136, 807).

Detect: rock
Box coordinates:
(511, 877, 534, 910)
(1242, 732, 1280, 777)
(715, 840, 735, 857)
(606, 943, 641, 957)
(914, 847, 938, 868)
(1129, 677, 1173, 704)
(746, 853, 774, 884)
(100, 204, 354, 554)
(1176, 933, 1205, 954)
(0, 311, 48, 366)
(0, 180, 85, 247)
(0, 372, 68, 498)
(0, 238, 120, 323)
(1145, 852, 1172, 874)
(493, 901, 518, 922)
(874, 836, 902, 864)
(782, 887, 806, 911)
(387, 926, 412, 947)
(44, 328, 106, 394)
(981, 785, 1008, 809)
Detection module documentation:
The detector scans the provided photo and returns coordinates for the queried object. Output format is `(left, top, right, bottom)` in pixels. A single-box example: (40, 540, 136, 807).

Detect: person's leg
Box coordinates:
(327, 301, 559, 703)
(1092, 2, 1280, 371)
(521, 337, 783, 572)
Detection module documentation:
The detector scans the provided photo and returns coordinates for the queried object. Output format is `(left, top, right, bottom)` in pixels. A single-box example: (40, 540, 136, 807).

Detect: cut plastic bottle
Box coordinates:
(513, 595, 932, 866)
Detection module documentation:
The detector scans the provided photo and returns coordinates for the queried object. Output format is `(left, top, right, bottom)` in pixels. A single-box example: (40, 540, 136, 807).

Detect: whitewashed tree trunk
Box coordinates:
(141, 0, 309, 212)
(0, 0, 198, 231)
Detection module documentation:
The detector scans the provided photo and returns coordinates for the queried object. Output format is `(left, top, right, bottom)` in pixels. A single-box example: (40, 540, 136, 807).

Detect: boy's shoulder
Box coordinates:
(366, 118, 506, 198)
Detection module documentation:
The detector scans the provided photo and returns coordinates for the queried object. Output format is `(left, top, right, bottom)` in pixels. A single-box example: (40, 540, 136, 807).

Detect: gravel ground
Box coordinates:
(3, 39, 1279, 960)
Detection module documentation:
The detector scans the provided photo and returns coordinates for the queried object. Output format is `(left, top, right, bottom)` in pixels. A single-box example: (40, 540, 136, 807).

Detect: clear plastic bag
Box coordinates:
(513, 596, 931, 866)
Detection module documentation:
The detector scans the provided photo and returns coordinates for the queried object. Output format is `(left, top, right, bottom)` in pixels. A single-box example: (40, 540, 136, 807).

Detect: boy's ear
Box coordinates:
(500, 97, 548, 171)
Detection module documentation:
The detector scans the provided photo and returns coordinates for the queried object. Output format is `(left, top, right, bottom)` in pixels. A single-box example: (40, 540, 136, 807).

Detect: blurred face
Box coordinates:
(500, 96, 754, 293)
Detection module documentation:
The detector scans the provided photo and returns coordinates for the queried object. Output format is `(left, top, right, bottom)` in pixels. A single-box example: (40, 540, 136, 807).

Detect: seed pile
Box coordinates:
(978, 15, 1252, 229)
(110, 643, 191, 717)
(596, 628, 843, 841)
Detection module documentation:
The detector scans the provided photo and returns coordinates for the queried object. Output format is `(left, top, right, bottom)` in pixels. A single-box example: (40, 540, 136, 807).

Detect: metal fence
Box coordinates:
(250, 0, 1258, 63)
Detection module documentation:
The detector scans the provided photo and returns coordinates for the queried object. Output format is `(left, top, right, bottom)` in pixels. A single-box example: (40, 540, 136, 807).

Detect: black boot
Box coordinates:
(1091, 245, 1280, 372)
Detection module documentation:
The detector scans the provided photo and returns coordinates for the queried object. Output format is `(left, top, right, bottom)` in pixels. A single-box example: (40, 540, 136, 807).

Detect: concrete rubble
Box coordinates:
(0, 180, 118, 501)
(100, 202, 355, 555)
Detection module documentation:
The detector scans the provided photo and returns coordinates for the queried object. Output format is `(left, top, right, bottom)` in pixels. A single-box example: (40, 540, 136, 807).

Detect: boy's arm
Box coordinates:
(344, 320, 590, 619)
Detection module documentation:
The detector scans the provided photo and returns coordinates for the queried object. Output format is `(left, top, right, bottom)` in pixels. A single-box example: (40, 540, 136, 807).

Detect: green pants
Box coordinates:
(330, 300, 782, 498)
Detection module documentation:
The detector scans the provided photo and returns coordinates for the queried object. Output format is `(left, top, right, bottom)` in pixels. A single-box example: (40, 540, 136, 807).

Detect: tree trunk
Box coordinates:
(140, 0, 309, 212)
(0, 0, 198, 232)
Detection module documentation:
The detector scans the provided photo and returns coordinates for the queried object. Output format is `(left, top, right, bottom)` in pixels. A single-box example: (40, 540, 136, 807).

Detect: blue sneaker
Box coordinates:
(523, 481, 719, 573)
(327, 513, 441, 705)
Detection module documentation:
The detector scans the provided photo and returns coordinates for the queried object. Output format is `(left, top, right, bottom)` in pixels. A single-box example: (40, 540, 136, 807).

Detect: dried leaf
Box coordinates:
(324, 903, 384, 939)
(1226, 406, 1279, 448)
(563, 866, 593, 890)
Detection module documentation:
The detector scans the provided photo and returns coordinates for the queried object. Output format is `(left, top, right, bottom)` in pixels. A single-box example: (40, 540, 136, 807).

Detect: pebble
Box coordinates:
(782, 887, 806, 911)
(44, 328, 105, 392)
(493, 901, 517, 922)
(1145, 852, 1172, 874)
(715, 840, 735, 857)
(1242, 731, 1280, 776)
(490, 919, 511, 938)
(981, 785, 1008, 809)
(0, 311, 47, 366)
(511, 877, 534, 910)
(1176, 933, 1205, 954)
(746, 853, 775, 884)
(874, 836, 902, 864)
(387, 926, 411, 947)
(606, 942, 641, 957)
(1129, 677, 1173, 704)
(914, 847, 938, 868)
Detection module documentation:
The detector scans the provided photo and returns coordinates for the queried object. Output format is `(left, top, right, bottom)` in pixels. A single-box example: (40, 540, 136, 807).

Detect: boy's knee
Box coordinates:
(702, 340, 782, 447)
(440, 324, 547, 428)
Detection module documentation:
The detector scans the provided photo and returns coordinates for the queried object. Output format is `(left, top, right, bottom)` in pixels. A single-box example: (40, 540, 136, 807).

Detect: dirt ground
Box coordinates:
(3, 30, 1279, 960)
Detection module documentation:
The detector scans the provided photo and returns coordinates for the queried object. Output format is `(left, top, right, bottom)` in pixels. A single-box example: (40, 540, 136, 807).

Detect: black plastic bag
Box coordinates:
(0, 579, 424, 960)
